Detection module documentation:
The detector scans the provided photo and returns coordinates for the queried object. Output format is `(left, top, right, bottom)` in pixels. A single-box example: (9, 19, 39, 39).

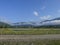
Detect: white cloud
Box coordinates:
(40, 15, 51, 20)
(41, 6, 46, 10)
(33, 11, 39, 16)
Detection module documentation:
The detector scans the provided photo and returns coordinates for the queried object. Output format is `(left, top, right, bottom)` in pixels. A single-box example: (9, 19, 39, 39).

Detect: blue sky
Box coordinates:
(0, 0, 60, 23)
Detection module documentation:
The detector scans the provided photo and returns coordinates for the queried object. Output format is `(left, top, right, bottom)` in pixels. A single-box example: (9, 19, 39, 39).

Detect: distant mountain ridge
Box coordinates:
(0, 17, 60, 28)
(39, 17, 60, 27)
(53, 17, 60, 20)
(0, 21, 11, 28)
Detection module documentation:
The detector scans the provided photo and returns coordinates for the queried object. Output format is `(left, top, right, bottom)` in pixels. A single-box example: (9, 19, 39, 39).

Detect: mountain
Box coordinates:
(12, 22, 37, 28)
(11, 17, 60, 28)
(53, 17, 60, 20)
(41, 17, 60, 22)
(0, 21, 11, 28)
(39, 17, 60, 28)
(0, 17, 60, 28)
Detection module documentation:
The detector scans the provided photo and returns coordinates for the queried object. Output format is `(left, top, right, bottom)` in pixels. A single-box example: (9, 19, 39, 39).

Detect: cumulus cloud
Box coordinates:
(40, 15, 51, 20)
(33, 11, 39, 16)
(41, 6, 46, 10)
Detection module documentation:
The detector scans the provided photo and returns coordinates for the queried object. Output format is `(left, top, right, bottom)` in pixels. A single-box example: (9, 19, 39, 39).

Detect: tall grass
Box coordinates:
(0, 28, 60, 35)
(0, 39, 60, 45)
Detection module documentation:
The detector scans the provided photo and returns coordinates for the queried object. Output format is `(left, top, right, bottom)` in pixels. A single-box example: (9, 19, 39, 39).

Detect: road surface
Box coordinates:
(0, 34, 60, 40)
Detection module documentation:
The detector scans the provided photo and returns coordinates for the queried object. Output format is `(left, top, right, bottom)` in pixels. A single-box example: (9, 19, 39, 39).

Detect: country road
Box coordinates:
(0, 34, 60, 40)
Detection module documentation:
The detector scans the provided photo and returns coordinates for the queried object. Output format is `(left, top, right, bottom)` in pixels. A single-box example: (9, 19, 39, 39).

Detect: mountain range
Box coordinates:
(0, 17, 60, 28)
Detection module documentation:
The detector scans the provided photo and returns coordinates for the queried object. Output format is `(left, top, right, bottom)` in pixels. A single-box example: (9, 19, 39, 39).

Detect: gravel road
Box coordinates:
(0, 34, 60, 40)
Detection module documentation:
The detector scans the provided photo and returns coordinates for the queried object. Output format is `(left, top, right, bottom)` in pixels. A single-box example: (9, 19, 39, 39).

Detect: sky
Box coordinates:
(0, 0, 60, 23)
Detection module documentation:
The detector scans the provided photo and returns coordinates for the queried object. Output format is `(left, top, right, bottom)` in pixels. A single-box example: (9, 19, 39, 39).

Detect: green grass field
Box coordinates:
(0, 28, 60, 35)
(0, 39, 60, 45)
(0, 28, 60, 45)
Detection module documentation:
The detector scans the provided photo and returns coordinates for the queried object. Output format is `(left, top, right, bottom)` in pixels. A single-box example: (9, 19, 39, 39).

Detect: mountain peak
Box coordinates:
(53, 17, 60, 20)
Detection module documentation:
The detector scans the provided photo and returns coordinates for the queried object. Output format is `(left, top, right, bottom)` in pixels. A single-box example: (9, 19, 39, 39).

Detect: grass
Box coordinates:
(0, 28, 60, 45)
(0, 28, 60, 35)
(0, 39, 60, 45)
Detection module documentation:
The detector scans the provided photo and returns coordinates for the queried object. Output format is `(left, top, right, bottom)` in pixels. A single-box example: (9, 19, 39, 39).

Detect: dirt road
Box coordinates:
(0, 34, 60, 40)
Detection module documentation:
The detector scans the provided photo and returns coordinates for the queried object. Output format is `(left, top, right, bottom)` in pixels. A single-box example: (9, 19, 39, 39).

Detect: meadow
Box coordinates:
(0, 28, 60, 45)
(0, 39, 60, 45)
(0, 28, 60, 35)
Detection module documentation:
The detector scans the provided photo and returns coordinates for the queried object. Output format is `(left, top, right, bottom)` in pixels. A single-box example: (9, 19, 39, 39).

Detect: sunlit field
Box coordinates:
(0, 28, 60, 35)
